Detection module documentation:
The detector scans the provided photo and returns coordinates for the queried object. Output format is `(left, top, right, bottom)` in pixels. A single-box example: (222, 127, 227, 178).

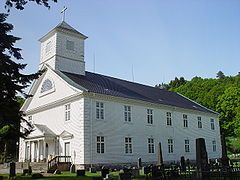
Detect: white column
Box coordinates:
(37, 140, 40, 162)
(43, 140, 46, 162)
(25, 142, 28, 161)
(29, 141, 32, 162)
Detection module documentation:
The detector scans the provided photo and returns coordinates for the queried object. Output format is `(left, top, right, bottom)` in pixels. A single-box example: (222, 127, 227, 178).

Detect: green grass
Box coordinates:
(0, 171, 146, 180)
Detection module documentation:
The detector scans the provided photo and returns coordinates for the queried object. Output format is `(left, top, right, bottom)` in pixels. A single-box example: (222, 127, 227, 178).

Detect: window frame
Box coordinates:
(96, 136, 105, 154)
(168, 138, 174, 154)
(65, 104, 71, 121)
(183, 114, 188, 128)
(211, 119, 215, 130)
(148, 138, 155, 153)
(124, 106, 132, 122)
(125, 137, 133, 154)
(198, 116, 202, 128)
(166, 112, 172, 126)
(184, 139, 190, 153)
(96, 101, 104, 120)
(212, 140, 216, 152)
(147, 109, 153, 124)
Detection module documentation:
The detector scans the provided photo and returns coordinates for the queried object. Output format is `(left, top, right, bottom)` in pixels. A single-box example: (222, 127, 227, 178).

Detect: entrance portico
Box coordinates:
(24, 124, 57, 162)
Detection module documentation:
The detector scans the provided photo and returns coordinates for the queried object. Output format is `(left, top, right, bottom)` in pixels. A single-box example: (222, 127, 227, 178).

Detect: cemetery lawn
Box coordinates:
(0, 172, 145, 180)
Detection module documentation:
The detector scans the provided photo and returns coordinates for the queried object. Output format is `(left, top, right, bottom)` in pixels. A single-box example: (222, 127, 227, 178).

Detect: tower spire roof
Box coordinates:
(39, 21, 87, 42)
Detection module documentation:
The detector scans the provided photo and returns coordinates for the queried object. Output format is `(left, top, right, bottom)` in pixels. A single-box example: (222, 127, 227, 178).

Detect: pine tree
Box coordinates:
(0, 13, 41, 162)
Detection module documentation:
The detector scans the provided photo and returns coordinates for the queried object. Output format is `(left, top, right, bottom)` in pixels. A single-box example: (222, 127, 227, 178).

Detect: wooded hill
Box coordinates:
(156, 71, 240, 153)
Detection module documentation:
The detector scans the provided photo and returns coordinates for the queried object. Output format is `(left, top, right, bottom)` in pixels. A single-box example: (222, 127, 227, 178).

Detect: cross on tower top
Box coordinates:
(61, 6, 67, 21)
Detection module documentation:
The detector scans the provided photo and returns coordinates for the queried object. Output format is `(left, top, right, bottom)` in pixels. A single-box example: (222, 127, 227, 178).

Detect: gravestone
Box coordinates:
(76, 169, 85, 176)
(89, 167, 97, 173)
(131, 167, 139, 177)
(180, 156, 186, 171)
(9, 162, 16, 177)
(119, 172, 131, 180)
(143, 166, 150, 175)
(221, 132, 229, 167)
(157, 142, 163, 166)
(54, 169, 61, 174)
(70, 164, 76, 173)
(101, 167, 109, 178)
(137, 158, 142, 168)
(152, 165, 162, 179)
(196, 138, 209, 180)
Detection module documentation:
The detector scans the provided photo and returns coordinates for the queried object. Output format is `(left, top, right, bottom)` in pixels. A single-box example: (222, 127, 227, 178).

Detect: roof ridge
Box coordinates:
(85, 71, 164, 91)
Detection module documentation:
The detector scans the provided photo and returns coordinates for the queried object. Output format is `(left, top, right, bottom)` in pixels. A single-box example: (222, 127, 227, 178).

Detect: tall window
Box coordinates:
(185, 139, 190, 153)
(166, 112, 172, 126)
(183, 114, 188, 128)
(125, 137, 132, 154)
(168, 138, 173, 153)
(148, 138, 154, 153)
(66, 40, 74, 51)
(65, 104, 71, 121)
(212, 140, 216, 152)
(198, 117, 202, 128)
(211, 119, 215, 130)
(124, 106, 131, 122)
(97, 136, 104, 153)
(147, 109, 153, 124)
(96, 102, 104, 120)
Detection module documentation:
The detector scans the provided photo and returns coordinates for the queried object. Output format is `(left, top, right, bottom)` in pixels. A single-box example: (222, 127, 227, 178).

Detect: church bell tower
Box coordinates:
(39, 21, 88, 75)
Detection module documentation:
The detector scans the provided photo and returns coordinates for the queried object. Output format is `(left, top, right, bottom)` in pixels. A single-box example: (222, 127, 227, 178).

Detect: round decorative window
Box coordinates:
(40, 79, 54, 93)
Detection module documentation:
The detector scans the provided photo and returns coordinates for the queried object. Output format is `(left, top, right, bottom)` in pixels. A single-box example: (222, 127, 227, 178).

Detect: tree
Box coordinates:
(168, 77, 186, 89)
(0, 13, 41, 162)
(0, 0, 57, 163)
(216, 86, 240, 137)
(216, 71, 225, 79)
(4, 0, 57, 11)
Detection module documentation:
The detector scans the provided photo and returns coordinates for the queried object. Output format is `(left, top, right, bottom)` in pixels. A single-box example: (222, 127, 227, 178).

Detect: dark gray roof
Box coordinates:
(55, 21, 88, 39)
(60, 71, 216, 114)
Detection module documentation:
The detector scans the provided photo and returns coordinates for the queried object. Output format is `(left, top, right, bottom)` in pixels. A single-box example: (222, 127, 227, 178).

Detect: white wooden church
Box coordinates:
(18, 21, 221, 168)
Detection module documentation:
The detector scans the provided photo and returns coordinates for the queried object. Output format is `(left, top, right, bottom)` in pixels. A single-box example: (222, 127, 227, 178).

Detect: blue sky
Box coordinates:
(1, 0, 240, 86)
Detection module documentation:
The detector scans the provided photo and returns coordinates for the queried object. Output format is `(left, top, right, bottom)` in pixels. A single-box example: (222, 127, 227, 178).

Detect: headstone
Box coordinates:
(186, 158, 190, 171)
(54, 169, 61, 174)
(119, 172, 131, 180)
(101, 167, 109, 178)
(152, 165, 161, 178)
(143, 166, 150, 175)
(137, 158, 142, 168)
(28, 165, 32, 175)
(180, 156, 186, 171)
(131, 167, 140, 177)
(76, 169, 85, 176)
(157, 142, 164, 166)
(221, 132, 229, 167)
(89, 167, 97, 173)
(9, 162, 16, 177)
(196, 138, 209, 180)
(70, 164, 76, 173)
